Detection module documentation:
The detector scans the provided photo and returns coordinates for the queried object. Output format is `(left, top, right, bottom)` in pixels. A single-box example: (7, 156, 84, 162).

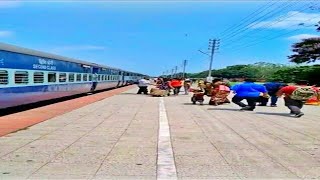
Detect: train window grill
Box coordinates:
(0, 70, 8, 85)
(76, 74, 81, 82)
(89, 74, 92, 81)
(83, 74, 88, 81)
(33, 72, 44, 83)
(69, 73, 75, 82)
(59, 73, 67, 82)
(15, 71, 29, 84)
(48, 73, 56, 83)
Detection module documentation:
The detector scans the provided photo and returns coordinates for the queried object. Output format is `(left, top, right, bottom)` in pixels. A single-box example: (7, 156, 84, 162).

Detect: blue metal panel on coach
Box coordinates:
(0, 50, 90, 73)
(0, 83, 92, 109)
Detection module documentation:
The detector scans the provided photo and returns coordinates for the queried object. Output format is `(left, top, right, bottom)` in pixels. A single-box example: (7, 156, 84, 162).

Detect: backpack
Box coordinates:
(290, 86, 317, 101)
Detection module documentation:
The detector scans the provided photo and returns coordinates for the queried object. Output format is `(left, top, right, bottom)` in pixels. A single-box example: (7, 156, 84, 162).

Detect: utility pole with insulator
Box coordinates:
(207, 38, 220, 82)
(182, 60, 187, 78)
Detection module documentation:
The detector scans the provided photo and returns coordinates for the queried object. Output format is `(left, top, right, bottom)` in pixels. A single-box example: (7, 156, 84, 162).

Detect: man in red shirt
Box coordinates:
(171, 78, 182, 95)
(277, 80, 320, 118)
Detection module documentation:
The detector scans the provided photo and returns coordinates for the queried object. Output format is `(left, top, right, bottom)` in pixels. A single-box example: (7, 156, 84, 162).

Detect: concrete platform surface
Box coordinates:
(1, 87, 320, 179)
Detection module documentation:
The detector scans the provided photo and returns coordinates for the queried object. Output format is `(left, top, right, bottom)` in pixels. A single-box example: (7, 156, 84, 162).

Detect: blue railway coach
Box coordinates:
(0, 43, 144, 109)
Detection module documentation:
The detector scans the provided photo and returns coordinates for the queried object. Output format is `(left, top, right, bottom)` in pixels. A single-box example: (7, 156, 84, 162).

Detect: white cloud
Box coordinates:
(52, 45, 107, 52)
(288, 34, 320, 40)
(0, 30, 13, 38)
(0, 1, 21, 8)
(250, 11, 320, 29)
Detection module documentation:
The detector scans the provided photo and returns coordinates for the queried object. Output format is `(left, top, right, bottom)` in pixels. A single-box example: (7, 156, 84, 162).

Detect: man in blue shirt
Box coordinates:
(231, 79, 267, 111)
(259, 80, 287, 107)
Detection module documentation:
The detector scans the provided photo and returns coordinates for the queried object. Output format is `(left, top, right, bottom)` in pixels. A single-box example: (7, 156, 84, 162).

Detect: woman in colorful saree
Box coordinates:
(209, 78, 231, 106)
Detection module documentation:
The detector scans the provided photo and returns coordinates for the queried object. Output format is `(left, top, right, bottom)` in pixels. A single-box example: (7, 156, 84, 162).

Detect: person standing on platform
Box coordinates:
(231, 79, 268, 111)
(184, 78, 192, 95)
(171, 78, 182, 95)
(276, 80, 320, 118)
(137, 77, 150, 95)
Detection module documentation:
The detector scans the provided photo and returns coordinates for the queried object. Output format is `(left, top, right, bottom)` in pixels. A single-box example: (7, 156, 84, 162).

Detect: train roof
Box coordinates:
(0, 42, 126, 72)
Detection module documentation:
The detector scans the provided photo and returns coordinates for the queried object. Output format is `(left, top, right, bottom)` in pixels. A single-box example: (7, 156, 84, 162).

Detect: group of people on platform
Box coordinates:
(137, 77, 320, 118)
(137, 77, 192, 96)
(231, 79, 320, 118)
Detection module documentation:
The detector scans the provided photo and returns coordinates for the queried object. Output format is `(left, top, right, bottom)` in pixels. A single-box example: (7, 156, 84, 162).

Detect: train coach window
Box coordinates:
(69, 73, 75, 82)
(15, 71, 29, 84)
(89, 74, 92, 81)
(0, 70, 8, 85)
(48, 72, 56, 83)
(76, 74, 81, 82)
(33, 72, 44, 83)
(59, 73, 67, 82)
(98, 75, 101, 81)
(83, 74, 88, 81)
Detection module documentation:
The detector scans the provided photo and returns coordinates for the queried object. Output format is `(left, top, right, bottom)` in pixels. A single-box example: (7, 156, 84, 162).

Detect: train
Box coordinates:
(0, 42, 145, 109)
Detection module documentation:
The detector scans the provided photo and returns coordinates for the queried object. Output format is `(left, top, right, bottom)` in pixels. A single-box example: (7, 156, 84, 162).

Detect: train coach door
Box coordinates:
(121, 71, 125, 86)
(91, 67, 99, 91)
(116, 71, 122, 87)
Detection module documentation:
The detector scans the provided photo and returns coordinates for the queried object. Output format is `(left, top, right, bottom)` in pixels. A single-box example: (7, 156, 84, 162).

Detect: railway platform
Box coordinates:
(1, 86, 320, 179)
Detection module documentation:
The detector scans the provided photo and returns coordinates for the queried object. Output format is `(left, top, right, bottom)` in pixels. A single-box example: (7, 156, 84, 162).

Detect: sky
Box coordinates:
(0, 1, 320, 76)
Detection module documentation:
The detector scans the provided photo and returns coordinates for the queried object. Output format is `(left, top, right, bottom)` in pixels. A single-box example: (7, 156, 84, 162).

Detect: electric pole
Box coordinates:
(174, 66, 178, 78)
(171, 68, 174, 78)
(182, 60, 187, 78)
(207, 39, 220, 82)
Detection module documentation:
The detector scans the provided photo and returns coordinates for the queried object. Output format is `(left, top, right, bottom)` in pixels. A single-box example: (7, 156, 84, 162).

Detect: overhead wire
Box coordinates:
(191, 0, 278, 56)
(220, 0, 299, 44)
(218, 0, 278, 39)
(222, 1, 315, 50)
(221, 1, 318, 52)
(223, 17, 319, 55)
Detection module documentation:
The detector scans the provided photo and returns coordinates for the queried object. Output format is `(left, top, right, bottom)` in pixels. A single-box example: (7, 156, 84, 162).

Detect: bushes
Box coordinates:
(189, 62, 320, 85)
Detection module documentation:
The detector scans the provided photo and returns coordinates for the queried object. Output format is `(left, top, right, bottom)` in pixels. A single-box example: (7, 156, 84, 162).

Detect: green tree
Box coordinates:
(288, 38, 320, 64)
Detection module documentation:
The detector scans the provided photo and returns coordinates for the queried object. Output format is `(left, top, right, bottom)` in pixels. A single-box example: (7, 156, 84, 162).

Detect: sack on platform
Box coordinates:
(150, 88, 168, 96)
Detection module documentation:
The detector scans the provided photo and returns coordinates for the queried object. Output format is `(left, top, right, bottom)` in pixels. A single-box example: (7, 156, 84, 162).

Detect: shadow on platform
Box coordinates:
(183, 103, 202, 106)
(255, 112, 292, 117)
(207, 107, 240, 111)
